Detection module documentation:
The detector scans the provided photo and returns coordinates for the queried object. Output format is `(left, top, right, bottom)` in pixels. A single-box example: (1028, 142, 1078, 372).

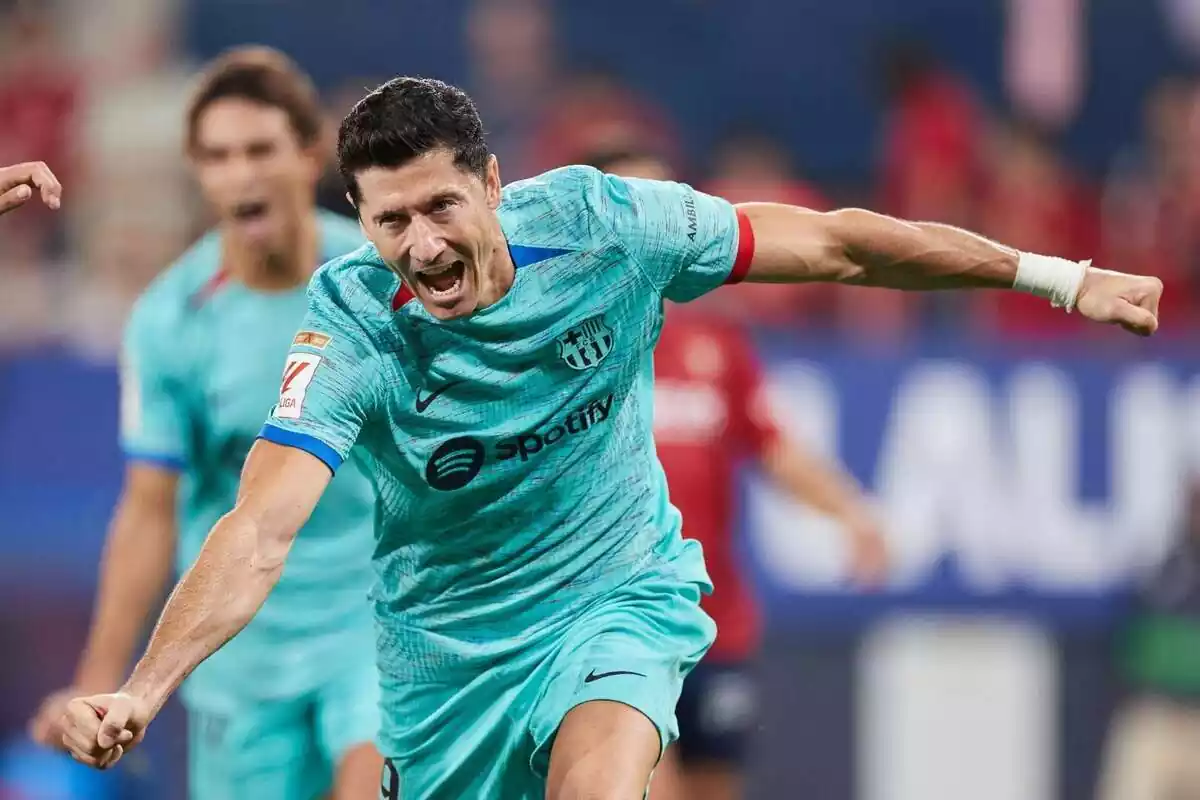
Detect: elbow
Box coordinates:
(818, 208, 873, 283)
(224, 549, 283, 627)
(248, 526, 292, 588)
(208, 510, 291, 601)
(822, 207, 909, 285)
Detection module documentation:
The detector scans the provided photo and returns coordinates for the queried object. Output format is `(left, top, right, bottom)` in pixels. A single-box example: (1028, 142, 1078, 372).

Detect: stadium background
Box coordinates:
(2, 0, 1199, 797)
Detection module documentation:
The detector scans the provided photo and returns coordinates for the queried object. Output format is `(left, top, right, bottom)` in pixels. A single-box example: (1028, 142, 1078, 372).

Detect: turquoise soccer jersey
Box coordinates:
(260, 166, 754, 756)
(120, 211, 379, 706)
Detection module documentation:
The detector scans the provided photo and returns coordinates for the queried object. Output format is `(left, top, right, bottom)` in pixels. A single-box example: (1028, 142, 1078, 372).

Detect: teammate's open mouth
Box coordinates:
(417, 261, 466, 299)
(231, 200, 270, 222)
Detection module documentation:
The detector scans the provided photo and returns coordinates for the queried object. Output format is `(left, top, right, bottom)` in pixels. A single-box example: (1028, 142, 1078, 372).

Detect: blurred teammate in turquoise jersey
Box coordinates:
(29, 48, 383, 800)
(62, 77, 1162, 799)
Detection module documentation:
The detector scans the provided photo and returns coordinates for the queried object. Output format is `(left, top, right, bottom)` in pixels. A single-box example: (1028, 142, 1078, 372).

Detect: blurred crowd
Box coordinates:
(1, 0, 1199, 357)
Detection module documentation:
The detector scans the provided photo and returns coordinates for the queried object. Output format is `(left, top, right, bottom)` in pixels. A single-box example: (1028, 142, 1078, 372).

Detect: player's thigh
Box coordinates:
(547, 700, 661, 800)
(531, 570, 716, 794)
(187, 699, 329, 800)
(314, 658, 384, 800)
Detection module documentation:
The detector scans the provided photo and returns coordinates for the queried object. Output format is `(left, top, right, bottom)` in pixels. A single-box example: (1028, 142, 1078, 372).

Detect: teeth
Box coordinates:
(427, 276, 462, 297)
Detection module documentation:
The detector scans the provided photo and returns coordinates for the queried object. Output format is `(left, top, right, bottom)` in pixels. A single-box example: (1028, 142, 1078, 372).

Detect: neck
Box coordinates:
(223, 211, 320, 291)
(476, 223, 516, 309)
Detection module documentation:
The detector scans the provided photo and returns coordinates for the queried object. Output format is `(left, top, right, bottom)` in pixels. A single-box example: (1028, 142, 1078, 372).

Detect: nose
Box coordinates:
(407, 216, 446, 266)
(222, 153, 262, 197)
(228, 152, 259, 185)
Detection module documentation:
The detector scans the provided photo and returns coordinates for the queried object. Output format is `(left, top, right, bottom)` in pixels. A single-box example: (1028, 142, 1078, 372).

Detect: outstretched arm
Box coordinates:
(59, 440, 332, 767)
(121, 440, 330, 708)
(736, 204, 1163, 335)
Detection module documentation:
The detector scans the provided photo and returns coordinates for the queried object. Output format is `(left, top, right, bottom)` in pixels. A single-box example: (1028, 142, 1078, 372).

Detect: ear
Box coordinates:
(485, 154, 502, 209)
(301, 144, 326, 184)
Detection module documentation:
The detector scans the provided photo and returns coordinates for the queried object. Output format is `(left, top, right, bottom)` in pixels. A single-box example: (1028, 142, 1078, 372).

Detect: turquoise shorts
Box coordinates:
(186, 657, 379, 800)
(381, 566, 716, 799)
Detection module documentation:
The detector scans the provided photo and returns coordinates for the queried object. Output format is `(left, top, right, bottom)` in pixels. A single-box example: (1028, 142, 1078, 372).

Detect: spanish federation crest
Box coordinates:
(557, 315, 614, 370)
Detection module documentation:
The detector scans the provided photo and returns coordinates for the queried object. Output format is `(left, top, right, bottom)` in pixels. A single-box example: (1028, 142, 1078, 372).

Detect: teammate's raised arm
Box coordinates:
(734, 203, 1163, 336)
(59, 441, 332, 768)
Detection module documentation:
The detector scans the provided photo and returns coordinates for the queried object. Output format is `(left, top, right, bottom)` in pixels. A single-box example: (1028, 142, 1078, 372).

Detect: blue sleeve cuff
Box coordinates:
(257, 423, 345, 473)
(123, 449, 186, 472)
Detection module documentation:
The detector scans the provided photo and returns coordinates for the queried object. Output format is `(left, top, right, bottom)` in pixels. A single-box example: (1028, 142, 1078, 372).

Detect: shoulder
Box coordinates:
(503, 165, 601, 207)
(307, 244, 400, 345)
(498, 166, 616, 245)
(507, 166, 711, 242)
(127, 230, 224, 341)
(502, 164, 652, 218)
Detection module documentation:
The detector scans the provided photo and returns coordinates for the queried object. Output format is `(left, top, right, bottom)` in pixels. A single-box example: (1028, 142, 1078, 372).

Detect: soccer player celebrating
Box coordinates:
(0, 160, 61, 215)
(59, 77, 1162, 799)
(29, 48, 383, 799)
(587, 145, 885, 800)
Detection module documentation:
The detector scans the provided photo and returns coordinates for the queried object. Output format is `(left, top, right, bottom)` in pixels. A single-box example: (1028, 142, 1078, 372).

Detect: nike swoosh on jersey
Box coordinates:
(414, 380, 464, 413)
(583, 669, 647, 683)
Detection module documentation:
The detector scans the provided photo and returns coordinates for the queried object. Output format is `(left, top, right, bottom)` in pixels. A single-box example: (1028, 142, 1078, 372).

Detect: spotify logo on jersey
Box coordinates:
(425, 436, 486, 491)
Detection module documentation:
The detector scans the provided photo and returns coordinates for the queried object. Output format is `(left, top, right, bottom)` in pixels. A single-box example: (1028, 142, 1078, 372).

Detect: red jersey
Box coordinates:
(653, 311, 779, 661)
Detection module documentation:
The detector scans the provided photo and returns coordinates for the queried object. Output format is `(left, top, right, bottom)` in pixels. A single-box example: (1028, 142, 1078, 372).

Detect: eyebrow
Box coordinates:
(373, 208, 408, 226)
(371, 188, 464, 226)
(196, 137, 277, 156)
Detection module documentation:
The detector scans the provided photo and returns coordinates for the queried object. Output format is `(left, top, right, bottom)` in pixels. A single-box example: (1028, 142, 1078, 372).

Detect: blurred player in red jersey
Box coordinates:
(586, 148, 888, 800)
(0, 160, 61, 215)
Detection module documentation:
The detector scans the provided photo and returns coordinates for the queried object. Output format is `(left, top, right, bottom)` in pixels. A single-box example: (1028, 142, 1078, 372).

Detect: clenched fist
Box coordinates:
(59, 692, 150, 770)
(0, 161, 61, 216)
(28, 687, 79, 752)
(1076, 268, 1164, 337)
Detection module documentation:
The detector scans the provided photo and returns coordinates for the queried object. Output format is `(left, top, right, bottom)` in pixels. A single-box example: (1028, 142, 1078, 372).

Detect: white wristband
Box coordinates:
(1014, 252, 1089, 312)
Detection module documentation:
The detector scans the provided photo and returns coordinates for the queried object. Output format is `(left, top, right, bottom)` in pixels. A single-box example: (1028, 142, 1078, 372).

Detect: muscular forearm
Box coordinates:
(736, 200, 1161, 336)
(75, 498, 176, 691)
(121, 510, 286, 714)
(833, 208, 1021, 290)
(741, 204, 1022, 290)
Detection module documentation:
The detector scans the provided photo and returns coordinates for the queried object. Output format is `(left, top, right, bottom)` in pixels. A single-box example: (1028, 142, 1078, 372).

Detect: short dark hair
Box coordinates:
(337, 77, 489, 203)
(185, 46, 323, 153)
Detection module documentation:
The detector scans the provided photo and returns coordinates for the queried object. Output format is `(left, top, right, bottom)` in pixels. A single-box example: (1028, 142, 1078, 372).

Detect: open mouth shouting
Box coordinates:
(411, 259, 473, 314)
(229, 199, 274, 240)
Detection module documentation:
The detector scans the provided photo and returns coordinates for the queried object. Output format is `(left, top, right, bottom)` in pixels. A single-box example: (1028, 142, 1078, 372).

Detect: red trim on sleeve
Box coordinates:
(391, 284, 414, 311)
(725, 209, 755, 285)
(188, 268, 231, 309)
